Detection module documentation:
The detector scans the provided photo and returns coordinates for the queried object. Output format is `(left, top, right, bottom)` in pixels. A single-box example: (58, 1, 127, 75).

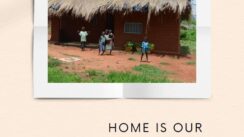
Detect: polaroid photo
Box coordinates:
(34, 0, 211, 98)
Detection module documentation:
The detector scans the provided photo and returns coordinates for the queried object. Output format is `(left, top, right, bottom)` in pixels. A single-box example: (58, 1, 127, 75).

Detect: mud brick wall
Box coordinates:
(50, 10, 180, 54)
(114, 11, 180, 54)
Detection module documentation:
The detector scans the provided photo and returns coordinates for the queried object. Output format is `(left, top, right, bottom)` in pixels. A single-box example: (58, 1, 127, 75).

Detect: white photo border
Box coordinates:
(34, 0, 211, 98)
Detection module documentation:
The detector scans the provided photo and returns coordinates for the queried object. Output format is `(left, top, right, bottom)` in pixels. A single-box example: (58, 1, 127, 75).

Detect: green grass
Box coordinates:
(48, 56, 61, 67)
(106, 71, 168, 83)
(48, 57, 82, 83)
(48, 57, 170, 83)
(48, 67, 82, 83)
(132, 64, 170, 82)
(84, 65, 171, 83)
(86, 70, 104, 77)
(107, 71, 148, 82)
(82, 65, 170, 83)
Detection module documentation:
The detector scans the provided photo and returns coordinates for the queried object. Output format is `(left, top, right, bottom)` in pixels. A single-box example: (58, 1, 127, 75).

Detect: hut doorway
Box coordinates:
(50, 13, 115, 44)
(106, 13, 114, 32)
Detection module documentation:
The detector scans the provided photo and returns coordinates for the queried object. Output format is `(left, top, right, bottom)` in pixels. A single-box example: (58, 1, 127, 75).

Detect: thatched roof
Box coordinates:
(49, 0, 190, 20)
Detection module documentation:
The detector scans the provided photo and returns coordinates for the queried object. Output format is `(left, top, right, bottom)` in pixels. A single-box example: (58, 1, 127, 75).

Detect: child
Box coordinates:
(141, 37, 149, 62)
(109, 30, 114, 44)
(105, 30, 113, 55)
(78, 26, 88, 51)
(98, 31, 106, 55)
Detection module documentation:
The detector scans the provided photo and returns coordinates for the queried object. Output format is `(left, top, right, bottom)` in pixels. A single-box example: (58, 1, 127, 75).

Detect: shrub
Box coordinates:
(125, 41, 139, 53)
(125, 41, 155, 52)
(149, 43, 155, 51)
(180, 46, 191, 56)
(180, 19, 196, 53)
(180, 31, 187, 39)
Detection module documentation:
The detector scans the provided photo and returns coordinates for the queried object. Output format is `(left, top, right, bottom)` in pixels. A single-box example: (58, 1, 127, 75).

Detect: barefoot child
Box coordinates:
(141, 37, 149, 62)
(78, 26, 88, 51)
(108, 30, 114, 55)
(105, 30, 113, 55)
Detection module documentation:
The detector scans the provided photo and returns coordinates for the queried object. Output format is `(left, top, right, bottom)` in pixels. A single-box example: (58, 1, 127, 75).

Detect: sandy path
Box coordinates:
(48, 44, 196, 82)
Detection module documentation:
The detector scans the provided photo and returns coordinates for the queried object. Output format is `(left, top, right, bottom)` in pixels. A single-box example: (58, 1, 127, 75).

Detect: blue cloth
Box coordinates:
(99, 36, 106, 44)
(99, 42, 105, 51)
(141, 41, 149, 53)
(99, 36, 106, 51)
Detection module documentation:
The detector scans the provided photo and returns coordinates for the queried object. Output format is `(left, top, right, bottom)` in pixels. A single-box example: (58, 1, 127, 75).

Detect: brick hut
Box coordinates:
(49, 0, 191, 54)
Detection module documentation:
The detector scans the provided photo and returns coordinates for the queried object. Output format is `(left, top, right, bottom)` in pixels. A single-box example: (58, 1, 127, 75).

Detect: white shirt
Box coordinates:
(79, 31, 88, 42)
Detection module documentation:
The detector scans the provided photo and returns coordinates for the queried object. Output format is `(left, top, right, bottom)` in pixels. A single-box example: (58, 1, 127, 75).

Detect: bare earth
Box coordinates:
(48, 43, 196, 82)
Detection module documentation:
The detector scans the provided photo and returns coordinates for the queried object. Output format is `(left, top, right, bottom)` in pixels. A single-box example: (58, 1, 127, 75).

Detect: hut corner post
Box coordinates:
(145, 6, 152, 37)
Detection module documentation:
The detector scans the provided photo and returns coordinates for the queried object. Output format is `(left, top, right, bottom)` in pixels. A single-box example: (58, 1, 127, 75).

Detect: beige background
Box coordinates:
(0, 0, 243, 137)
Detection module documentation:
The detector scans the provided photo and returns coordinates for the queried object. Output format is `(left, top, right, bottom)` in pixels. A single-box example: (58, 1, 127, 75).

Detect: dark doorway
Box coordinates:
(106, 13, 114, 32)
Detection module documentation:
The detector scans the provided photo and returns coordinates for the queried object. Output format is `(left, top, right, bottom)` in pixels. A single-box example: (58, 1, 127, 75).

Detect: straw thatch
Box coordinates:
(49, 0, 190, 20)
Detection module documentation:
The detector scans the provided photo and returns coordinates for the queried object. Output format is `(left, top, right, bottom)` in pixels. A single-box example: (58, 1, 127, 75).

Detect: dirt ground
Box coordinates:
(48, 43, 196, 82)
